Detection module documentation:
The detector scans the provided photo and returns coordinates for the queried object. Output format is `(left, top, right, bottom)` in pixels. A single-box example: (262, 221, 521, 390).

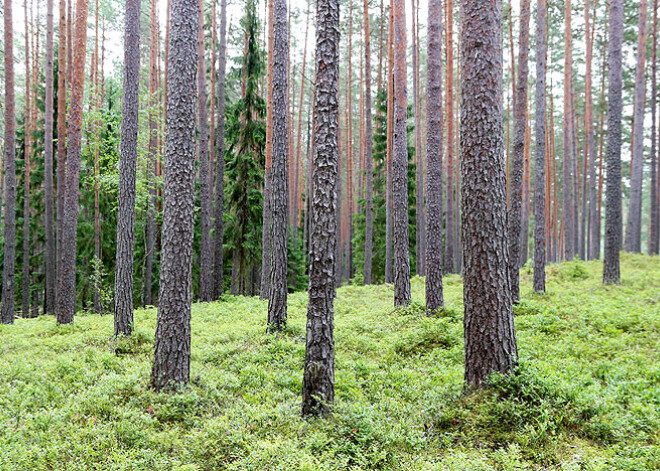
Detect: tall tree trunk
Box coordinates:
(425, 0, 443, 315)
(56, 0, 90, 324)
(461, 0, 517, 387)
(197, 0, 213, 301)
(114, 0, 141, 335)
(392, 0, 411, 306)
(93, 0, 102, 314)
(261, 0, 275, 299)
(294, 8, 310, 237)
(267, 0, 288, 331)
(412, 0, 425, 275)
(1, 0, 17, 324)
(444, 0, 454, 274)
(44, 0, 56, 315)
(625, 0, 648, 253)
(151, 0, 198, 390)
(302, 0, 339, 417)
(534, 0, 547, 293)
(603, 0, 623, 284)
(346, 0, 354, 281)
(145, 0, 159, 306)
(56, 0, 67, 296)
(562, 0, 575, 261)
(23, 0, 32, 318)
(385, 0, 394, 283)
(363, 0, 375, 284)
(213, 0, 227, 298)
(507, 0, 530, 303)
(651, 0, 660, 255)
(586, 0, 600, 260)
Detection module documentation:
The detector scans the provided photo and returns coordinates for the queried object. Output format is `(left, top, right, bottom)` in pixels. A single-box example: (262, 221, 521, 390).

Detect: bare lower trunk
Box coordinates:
(651, 0, 659, 255)
(44, 0, 56, 315)
(444, 0, 455, 274)
(363, 0, 375, 284)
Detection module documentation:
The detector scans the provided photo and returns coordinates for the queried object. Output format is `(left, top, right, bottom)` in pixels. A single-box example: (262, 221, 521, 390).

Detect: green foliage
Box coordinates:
(1, 255, 659, 469)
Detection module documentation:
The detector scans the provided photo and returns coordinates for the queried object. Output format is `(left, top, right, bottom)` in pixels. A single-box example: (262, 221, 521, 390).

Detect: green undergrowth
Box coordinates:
(1, 253, 659, 470)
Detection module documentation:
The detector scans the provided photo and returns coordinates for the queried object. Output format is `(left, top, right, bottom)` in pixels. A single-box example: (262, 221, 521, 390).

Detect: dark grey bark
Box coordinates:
(302, 0, 339, 417)
(197, 0, 213, 302)
(392, 0, 411, 307)
(425, 0, 443, 315)
(56, 0, 90, 325)
(1, 0, 17, 324)
(444, 0, 455, 275)
(44, 0, 56, 315)
(412, 0, 425, 276)
(533, 0, 547, 293)
(624, 0, 648, 254)
(267, 0, 288, 331)
(261, 0, 274, 300)
(23, 3, 32, 319)
(651, 0, 659, 255)
(586, 0, 599, 260)
(213, 0, 227, 298)
(151, 0, 198, 390)
(603, 0, 623, 284)
(363, 0, 374, 285)
(56, 0, 67, 297)
(114, 0, 141, 336)
(461, 0, 517, 387)
(507, 0, 530, 303)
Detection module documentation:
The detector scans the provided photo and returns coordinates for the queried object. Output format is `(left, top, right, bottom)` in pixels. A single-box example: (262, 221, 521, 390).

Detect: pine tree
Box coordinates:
(363, 0, 375, 284)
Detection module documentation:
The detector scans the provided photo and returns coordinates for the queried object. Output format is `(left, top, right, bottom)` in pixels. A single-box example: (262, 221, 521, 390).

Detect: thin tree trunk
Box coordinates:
(267, 0, 288, 331)
(56, 0, 67, 294)
(425, 0, 443, 314)
(363, 0, 375, 284)
(507, 0, 530, 303)
(624, 0, 648, 253)
(563, 0, 575, 261)
(444, 0, 454, 274)
(412, 0, 425, 275)
(603, 0, 623, 284)
(587, 0, 600, 260)
(213, 0, 227, 298)
(114, 0, 141, 335)
(1, 0, 17, 324)
(56, 0, 90, 324)
(385, 0, 394, 283)
(302, 0, 339, 417)
(461, 0, 517, 387)
(651, 0, 660, 255)
(44, 0, 56, 315)
(23, 0, 32, 318)
(93, 0, 101, 314)
(151, 0, 198, 390)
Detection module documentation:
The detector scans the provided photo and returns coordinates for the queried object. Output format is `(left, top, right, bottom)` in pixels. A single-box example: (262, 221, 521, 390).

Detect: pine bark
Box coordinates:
(652, 0, 660, 254)
(43, 0, 56, 315)
(363, 0, 375, 285)
(444, 0, 455, 274)
(197, 0, 213, 301)
(412, 0, 425, 275)
(603, 0, 623, 284)
(461, 0, 517, 386)
(56, 0, 67, 291)
(267, 0, 288, 331)
(23, 0, 32, 318)
(151, 0, 198, 390)
(533, 0, 547, 293)
(586, 0, 599, 260)
(213, 0, 227, 298)
(425, 0, 443, 314)
(385, 0, 394, 283)
(56, 0, 90, 324)
(1, 0, 17, 324)
(624, 0, 648, 253)
(302, 0, 339, 417)
(562, 0, 575, 261)
(114, 0, 141, 335)
(507, 0, 530, 303)
(392, 0, 411, 306)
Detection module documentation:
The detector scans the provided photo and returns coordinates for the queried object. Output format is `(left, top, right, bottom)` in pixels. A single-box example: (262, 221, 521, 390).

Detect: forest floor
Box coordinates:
(1, 254, 659, 470)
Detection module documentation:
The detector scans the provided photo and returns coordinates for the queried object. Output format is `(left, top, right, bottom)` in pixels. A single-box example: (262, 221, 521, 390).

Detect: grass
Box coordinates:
(1, 253, 659, 470)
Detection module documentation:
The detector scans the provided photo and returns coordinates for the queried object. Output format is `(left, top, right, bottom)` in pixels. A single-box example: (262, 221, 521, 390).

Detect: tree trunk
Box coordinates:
(363, 0, 375, 285)
(533, 0, 547, 293)
(302, 0, 339, 417)
(412, 0, 425, 276)
(197, 0, 213, 301)
(1, 0, 17, 324)
(56, 0, 67, 299)
(114, 0, 141, 335)
(261, 0, 275, 299)
(43, 0, 56, 315)
(444, 0, 454, 274)
(425, 0, 443, 315)
(603, 0, 623, 284)
(586, 0, 600, 260)
(151, 0, 198, 390)
(213, 0, 227, 298)
(385, 0, 394, 283)
(267, 0, 288, 331)
(56, 0, 90, 325)
(461, 0, 517, 387)
(624, 0, 648, 253)
(562, 0, 575, 261)
(23, 0, 32, 318)
(507, 0, 530, 303)
(651, 0, 660, 255)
